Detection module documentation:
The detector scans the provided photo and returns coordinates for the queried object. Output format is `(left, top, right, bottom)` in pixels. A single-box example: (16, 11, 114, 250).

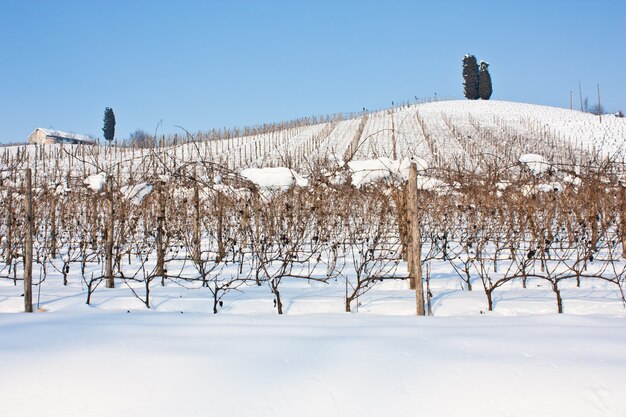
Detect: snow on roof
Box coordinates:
(36, 128, 94, 143)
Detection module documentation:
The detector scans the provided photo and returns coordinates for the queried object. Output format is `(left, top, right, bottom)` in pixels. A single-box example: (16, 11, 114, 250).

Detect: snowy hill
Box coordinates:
(2, 100, 625, 176)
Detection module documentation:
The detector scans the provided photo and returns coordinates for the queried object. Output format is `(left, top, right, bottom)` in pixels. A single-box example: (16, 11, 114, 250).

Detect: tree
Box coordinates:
(479, 61, 492, 100)
(102, 107, 116, 143)
(128, 129, 154, 148)
(462, 54, 479, 100)
(587, 103, 606, 115)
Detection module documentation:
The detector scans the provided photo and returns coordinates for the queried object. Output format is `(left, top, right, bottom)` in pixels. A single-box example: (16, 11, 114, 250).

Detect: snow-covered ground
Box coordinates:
(1, 310, 625, 417)
(1, 266, 626, 416)
(2, 100, 624, 176)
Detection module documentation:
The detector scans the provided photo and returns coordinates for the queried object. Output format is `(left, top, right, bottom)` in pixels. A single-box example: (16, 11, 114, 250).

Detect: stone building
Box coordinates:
(27, 128, 95, 145)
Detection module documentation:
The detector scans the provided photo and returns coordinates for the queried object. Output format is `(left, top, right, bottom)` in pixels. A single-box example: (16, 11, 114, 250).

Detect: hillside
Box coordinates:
(173, 99, 626, 170)
(2, 100, 625, 176)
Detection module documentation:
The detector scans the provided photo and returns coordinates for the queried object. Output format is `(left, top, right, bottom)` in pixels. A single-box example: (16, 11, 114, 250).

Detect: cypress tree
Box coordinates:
(479, 61, 493, 100)
(102, 107, 116, 143)
(462, 54, 479, 100)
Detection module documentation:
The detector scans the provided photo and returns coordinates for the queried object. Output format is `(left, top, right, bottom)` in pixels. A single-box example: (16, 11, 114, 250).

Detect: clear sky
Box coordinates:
(0, 0, 624, 143)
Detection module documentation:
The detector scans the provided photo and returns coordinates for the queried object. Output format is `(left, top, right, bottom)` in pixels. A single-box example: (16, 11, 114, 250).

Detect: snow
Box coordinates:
(347, 157, 427, 188)
(348, 157, 403, 187)
(563, 173, 582, 187)
(84, 172, 107, 191)
(522, 181, 564, 196)
(416, 175, 450, 192)
(120, 182, 153, 205)
(211, 183, 252, 199)
(495, 180, 510, 190)
(0, 310, 624, 417)
(519, 153, 552, 175)
(54, 181, 70, 195)
(241, 167, 308, 191)
(2, 256, 624, 417)
(6, 100, 625, 176)
(537, 181, 564, 193)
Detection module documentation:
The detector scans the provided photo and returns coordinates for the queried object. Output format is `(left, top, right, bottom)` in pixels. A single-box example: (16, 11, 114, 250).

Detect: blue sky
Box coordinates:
(0, 0, 624, 143)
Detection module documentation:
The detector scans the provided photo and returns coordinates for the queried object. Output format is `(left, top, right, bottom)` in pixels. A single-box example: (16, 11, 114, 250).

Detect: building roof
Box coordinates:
(34, 128, 94, 143)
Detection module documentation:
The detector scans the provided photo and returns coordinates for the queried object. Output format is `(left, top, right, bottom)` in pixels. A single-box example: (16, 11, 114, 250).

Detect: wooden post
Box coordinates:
(407, 163, 425, 315)
(105, 176, 114, 288)
(621, 185, 626, 260)
(4, 187, 13, 266)
(405, 190, 415, 291)
(156, 179, 166, 285)
(24, 168, 33, 313)
(193, 168, 200, 264)
(391, 111, 397, 160)
(216, 192, 225, 261)
(50, 194, 57, 258)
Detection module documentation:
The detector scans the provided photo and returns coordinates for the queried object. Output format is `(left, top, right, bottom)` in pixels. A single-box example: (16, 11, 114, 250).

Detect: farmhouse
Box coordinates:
(27, 128, 95, 145)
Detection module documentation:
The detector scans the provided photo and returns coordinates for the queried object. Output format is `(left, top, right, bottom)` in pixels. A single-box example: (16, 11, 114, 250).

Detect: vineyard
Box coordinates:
(0, 99, 625, 316)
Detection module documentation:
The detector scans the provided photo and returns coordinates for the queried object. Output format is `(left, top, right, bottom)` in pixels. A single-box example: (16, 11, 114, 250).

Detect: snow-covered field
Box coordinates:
(1, 259, 625, 416)
(2, 100, 624, 173)
(1, 100, 626, 416)
(1, 310, 625, 417)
